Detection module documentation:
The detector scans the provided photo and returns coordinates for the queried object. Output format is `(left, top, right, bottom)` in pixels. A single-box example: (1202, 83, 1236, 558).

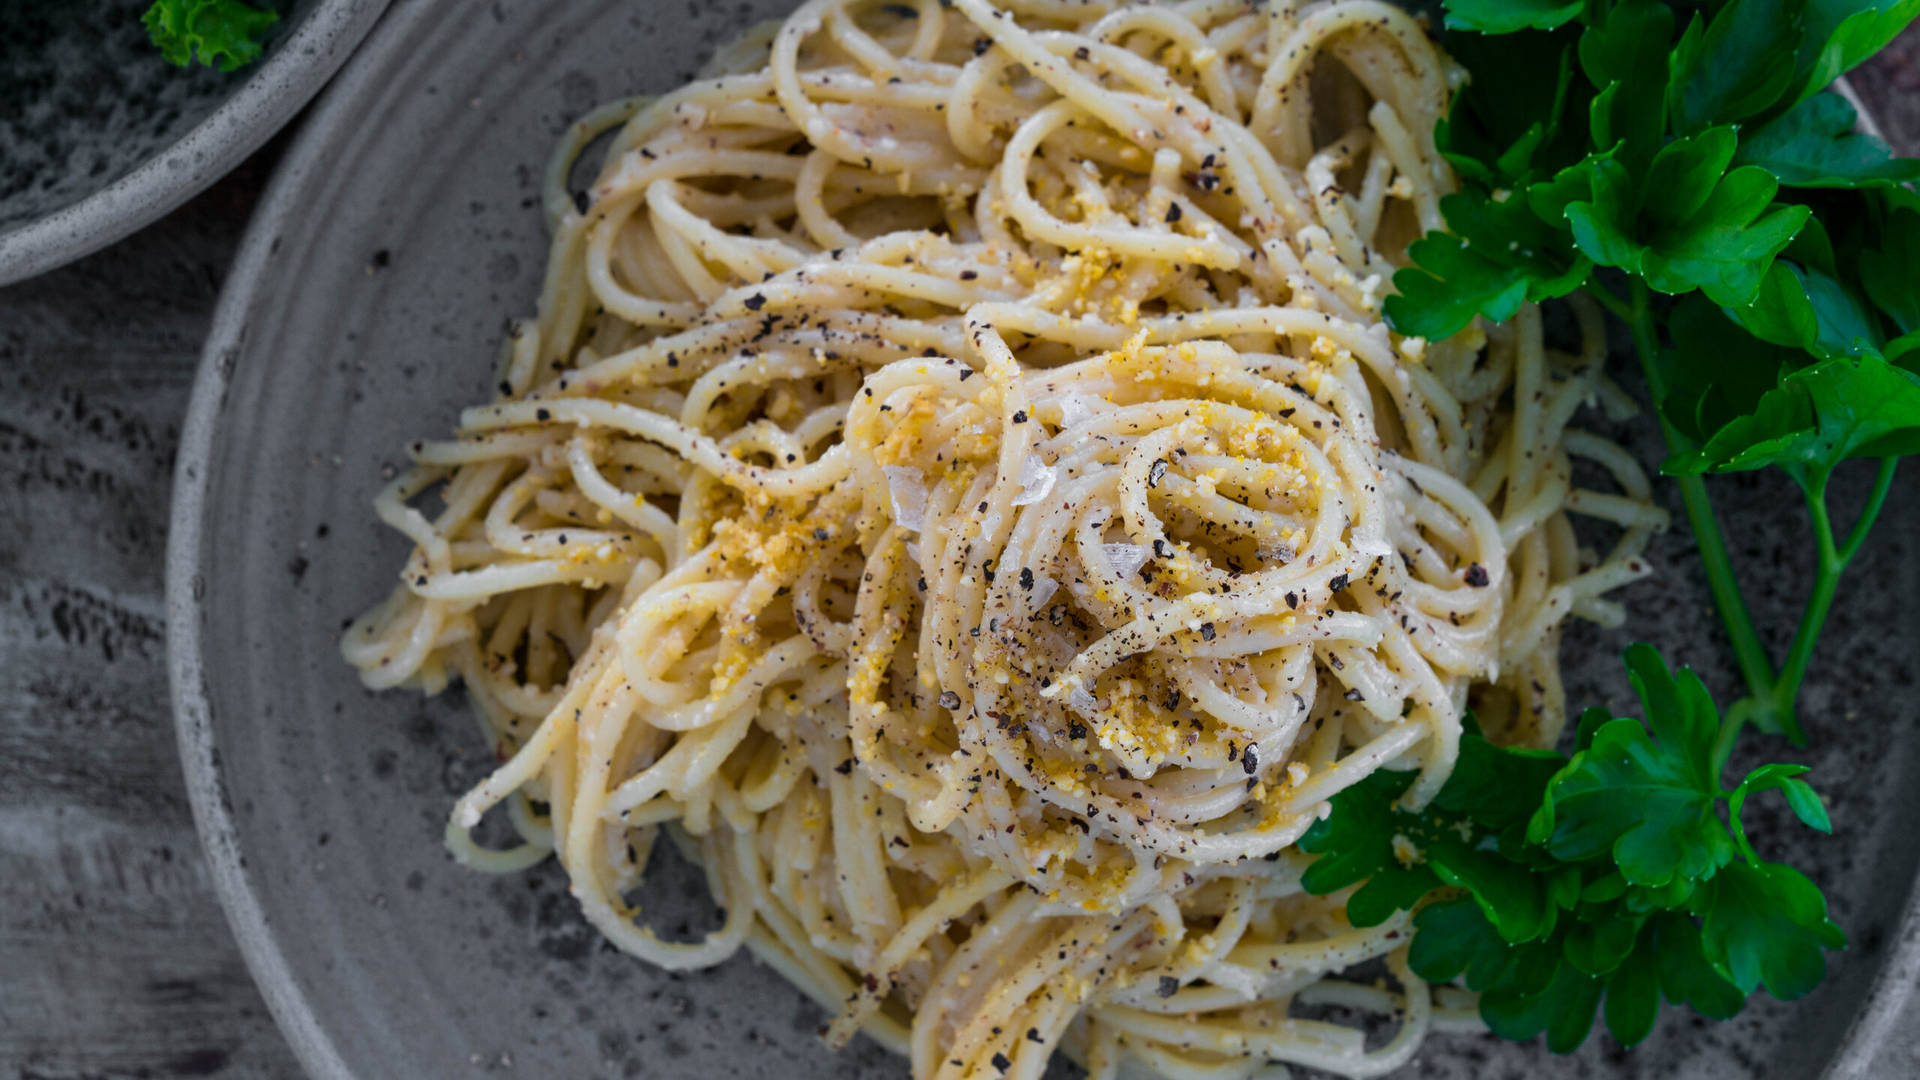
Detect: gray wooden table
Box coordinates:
(4, 35, 1919, 1080)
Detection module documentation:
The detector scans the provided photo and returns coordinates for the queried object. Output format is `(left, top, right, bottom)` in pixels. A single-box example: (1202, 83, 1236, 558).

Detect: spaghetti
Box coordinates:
(343, 1, 1664, 1076)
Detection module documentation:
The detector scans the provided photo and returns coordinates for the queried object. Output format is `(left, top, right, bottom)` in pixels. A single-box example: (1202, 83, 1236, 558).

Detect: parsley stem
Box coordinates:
(1585, 281, 1634, 324)
(1620, 281, 1780, 745)
(1766, 458, 1898, 745)
(1837, 457, 1898, 565)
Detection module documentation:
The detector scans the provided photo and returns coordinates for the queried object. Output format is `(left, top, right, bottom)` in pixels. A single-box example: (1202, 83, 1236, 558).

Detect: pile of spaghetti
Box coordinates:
(344, 1, 1665, 1076)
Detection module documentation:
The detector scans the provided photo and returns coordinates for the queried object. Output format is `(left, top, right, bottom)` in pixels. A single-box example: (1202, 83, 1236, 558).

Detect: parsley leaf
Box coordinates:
(1698, 861, 1846, 998)
(1481, 953, 1604, 1053)
(1860, 207, 1920, 335)
(1732, 763, 1833, 836)
(1635, 171, 1811, 307)
(1528, 645, 1734, 887)
(1386, 192, 1592, 340)
(143, 0, 279, 72)
(1651, 910, 1748, 1019)
(1729, 259, 1885, 361)
(1443, 0, 1585, 34)
(1669, 354, 1920, 474)
(1789, 0, 1920, 107)
(1295, 767, 1439, 925)
(1665, 0, 1804, 134)
(1603, 929, 1663, 1047)
(1566, 133, 1811, 306)
(1438, 30, 1591, 188)
(1735, 93, 1920, 189)
(1408, 895, 1533, 990)
(1579, 0, 1675, 167)
(1297, 726, 1563, 941)
(1654, 297, 1789, 445)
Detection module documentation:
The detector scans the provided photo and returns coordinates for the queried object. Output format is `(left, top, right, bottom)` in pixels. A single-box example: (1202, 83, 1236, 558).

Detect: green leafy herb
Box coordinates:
(1859, 207, 1920, 334)
(1387, 0, 1919, 749)
(1300, 650, 1843, 1052)
(1698, 861, 1845, 998)
(1443, 0, 1584, 34)
(1564, 133, 1811, 306)
(1733, 93, 1920, 189)
(143, 0, 278, 73)
(1331, 0, 1918, 1053)
(1789, 0, 1920, 107)
(1526, 646, 1734, 887)
(1385, 194, 1591, 340)
(1297, 724, 1565, 940)
(1670, 355, 1920, 475)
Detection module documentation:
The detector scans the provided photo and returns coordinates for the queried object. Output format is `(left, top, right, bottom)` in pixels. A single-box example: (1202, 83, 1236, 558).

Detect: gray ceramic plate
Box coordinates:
(0, 0, 389, 287)
(167, 1, 1920, 1077)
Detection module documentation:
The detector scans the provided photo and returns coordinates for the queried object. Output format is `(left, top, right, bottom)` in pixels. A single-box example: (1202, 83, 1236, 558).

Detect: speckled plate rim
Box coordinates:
(0, 0, 392, 289)
(163, 3, 1920, 1073)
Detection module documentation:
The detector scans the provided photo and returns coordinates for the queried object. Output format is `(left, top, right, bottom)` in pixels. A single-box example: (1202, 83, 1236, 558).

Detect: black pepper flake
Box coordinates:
(917, 576, 928, 592)
(744, 293, 767, 311)
(535, 408, 551, 421)
(1285, 591, 1298, 609)
(959, 368, 974, 380)
(1026, 1028, 1042, 1044)
(814, 528, 830, 541)
(834, 759, 854, 774)
(1464, 562, 1490, 587)
(1344, 688, 1364, 702)
(1164, 203, 1184, 224)
(1012, 410, 1028, 423)
(960, 269, 978, 280)
(1156, 976, 1179, 998)
(1148, 457, 1168, 487)
(1019, 567, 1034, 590)
(1242, 744, 1259, 776)
(973, 36, 991, 55)
(1199, 622, 1216, 641)
(938, 690, 962, 710)
(991, 1052, 1012, 1073)
(1165, 689, 1179, 711)
(1068, 721, 1087, 740)
(1073, 45, 1090, 60)
(1329, 573, 1349, 592)
(1049, 604, 1066, 626)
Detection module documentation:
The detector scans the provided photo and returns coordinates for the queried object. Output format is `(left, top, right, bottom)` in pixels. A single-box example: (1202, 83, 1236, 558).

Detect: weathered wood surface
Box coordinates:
(1, 34, 1917, 1080)
(1, 148, 302, 1078)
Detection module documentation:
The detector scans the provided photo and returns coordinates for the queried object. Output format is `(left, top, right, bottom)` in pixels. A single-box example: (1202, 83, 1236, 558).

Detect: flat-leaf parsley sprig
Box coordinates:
(143, 0, 279, 73)
(1386, 0, 1920, 747)
(1299, 646, 1843, 1051)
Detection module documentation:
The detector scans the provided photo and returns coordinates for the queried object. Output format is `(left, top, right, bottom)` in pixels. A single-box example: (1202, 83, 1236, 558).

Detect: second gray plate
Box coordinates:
(0, 0, 388, 286)
(168, 1, 1920, 1077)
